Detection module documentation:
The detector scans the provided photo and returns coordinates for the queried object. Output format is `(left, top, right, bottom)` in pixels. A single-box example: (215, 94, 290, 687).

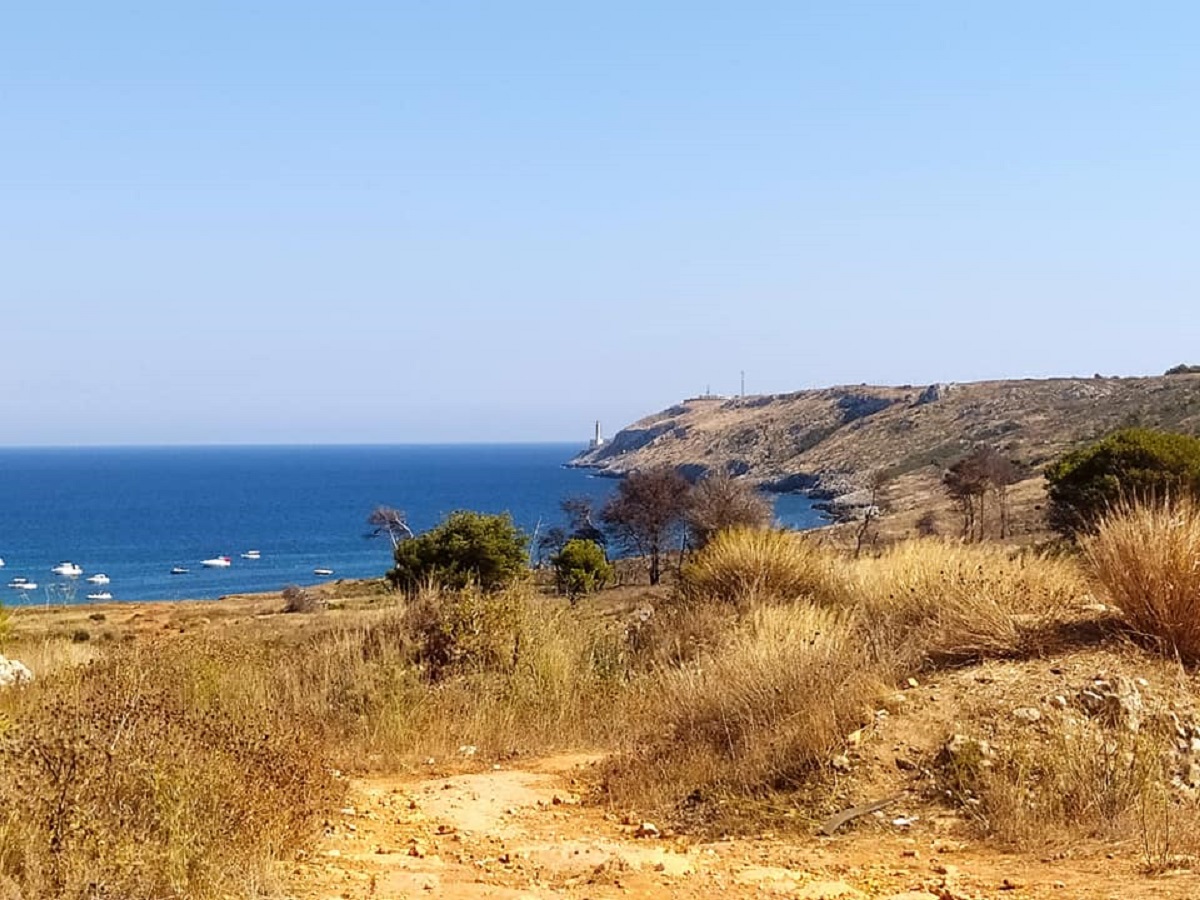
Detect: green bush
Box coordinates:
(550, 539, 613, 599)
(1045, 428, 1200, 537)
(388, 510, 529, 593)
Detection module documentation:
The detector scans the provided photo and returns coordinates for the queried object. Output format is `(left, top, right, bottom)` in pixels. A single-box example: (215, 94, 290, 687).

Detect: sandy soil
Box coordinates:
(285, 754, 1200, 900)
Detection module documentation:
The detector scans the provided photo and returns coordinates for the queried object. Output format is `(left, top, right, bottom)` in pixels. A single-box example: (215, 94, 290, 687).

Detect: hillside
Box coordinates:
(571, 374, 1200, 533)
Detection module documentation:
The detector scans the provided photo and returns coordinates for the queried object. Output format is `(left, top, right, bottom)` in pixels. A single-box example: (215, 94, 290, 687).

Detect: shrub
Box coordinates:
(282, 584, 324, 613)
(1045, 428, 1200, 537)
(604, 603, 879, 815)
(851, 540, 1085, 668)
(550, 539, 613, 599)
(0, 644, 337, 899)
(70, 629, 90, 643)
(388, 510, 529, 593)
(401, 584, 523, 679)
(1083, 498, 1200, 661)
(678, 528, 847, 607)
(686, 472, 773, 548)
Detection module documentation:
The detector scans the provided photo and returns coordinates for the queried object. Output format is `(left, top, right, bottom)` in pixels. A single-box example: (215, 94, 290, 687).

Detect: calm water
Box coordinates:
(0, 445, 824, 604)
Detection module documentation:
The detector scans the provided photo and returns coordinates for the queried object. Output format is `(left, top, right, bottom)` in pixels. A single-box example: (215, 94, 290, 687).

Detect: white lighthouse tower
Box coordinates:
(589, 420, 604, 449)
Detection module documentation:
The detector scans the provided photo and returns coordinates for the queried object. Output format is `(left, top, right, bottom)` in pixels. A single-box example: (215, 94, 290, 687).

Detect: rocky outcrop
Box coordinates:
(0, 655, 33, 689)
(569, 375, 1200, 505)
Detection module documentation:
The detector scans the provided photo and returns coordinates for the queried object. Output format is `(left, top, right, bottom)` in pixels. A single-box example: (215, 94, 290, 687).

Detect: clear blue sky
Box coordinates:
(2, 2, 1197, 445)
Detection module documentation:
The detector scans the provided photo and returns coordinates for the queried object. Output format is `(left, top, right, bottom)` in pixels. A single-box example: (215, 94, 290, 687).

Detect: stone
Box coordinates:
(942, 734, 994, 766)
(1078, 676, 1143, 732)
(634, 822, 660, 839)
(0, 656, 33, 689)
(1012, 707, 1042, 724)
(795, 880, 864, 899)
(832, 754, 852, 772)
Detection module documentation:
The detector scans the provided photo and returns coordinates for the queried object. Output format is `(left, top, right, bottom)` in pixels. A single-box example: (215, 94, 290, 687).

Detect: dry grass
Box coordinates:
(849, 539, 1088, 668)
(678, 528, 848, 607)
(1084, 498, 1200, 661)
(604, 602, 880, 819)
(0, 642, 338, 900)
(938, 680, 1200, 869)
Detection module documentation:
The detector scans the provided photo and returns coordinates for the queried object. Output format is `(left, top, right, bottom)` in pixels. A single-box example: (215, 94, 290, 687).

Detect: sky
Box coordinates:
(2, 2, 1198, 445)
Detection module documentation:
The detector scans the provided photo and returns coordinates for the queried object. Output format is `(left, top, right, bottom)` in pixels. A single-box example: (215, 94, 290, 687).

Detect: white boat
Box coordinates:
(201, 556, 232, 568)
(9, 579, 37, 590)
(0, 558, 5, 567)
(240, 550, 261, 560)
(51, 561, 83, 577)
(86, 574, 111, 585)
(313, 567, 334, 577)
(170, 566, 189, 575)
(87, 592, 113, 601)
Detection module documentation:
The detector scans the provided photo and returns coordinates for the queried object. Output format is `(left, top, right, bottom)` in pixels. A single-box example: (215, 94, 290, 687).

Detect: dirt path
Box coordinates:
(286, 755, 1200, 900)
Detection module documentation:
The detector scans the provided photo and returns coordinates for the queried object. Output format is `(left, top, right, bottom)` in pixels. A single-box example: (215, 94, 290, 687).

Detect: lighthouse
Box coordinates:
(589, 420, 604, 449)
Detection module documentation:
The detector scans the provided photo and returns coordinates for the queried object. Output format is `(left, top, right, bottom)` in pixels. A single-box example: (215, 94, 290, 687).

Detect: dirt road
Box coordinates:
(286, 755, 1200, 900)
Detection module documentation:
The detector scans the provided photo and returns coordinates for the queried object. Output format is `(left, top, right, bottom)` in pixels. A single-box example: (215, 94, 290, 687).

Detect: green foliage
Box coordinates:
(1045, 428, 1200, 537)
(551, 539, 613, 599)
(388, 510, 529, 593)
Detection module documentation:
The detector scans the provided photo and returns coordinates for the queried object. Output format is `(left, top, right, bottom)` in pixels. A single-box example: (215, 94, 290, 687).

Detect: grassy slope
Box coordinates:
(573, 373, 1200, 493)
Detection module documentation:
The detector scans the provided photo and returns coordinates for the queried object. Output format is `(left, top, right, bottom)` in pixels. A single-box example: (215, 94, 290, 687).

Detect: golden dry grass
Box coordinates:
(849, 539, 1088, 668)
(678, 527, 848, 607)
(604, 602, 881, 817)
(1084, 498, 1200, 661)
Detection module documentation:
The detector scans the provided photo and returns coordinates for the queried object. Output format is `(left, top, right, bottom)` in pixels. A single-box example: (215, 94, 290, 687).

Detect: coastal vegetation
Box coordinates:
(1046, 427, 1200, 537)
(6, 426, 1200, 896)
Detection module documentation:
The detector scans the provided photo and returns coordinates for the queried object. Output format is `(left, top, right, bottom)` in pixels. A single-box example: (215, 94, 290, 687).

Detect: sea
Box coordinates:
(0, 444, 825, 604)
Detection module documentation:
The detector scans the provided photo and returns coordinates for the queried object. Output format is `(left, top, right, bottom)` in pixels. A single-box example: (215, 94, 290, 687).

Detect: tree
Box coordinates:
(550, 539, 613, 600)
(534, 496, 607, 564)
(1045, 428, 1200, 537)
(853, 471, 889, 557)
(600, 467, 691, 585)
(367, 506, 414, 549)
(685, 471, 773, 548)
(944, 453, 988, 541)
(943, 446, 1021, 541)
(387, 510, 530, 593)
(560, 496, 607, 546)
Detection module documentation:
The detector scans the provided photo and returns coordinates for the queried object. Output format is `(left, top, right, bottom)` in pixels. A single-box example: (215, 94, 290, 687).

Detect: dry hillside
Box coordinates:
(572, 374, 1200, 534)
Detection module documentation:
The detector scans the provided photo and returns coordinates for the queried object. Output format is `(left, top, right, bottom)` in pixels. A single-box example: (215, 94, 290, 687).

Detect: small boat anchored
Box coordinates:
(87, 592, 113, 601)
(240, 550, 262, 560)
(313, 567, 334, 577)
(52, 561, 83, 577)
(170, 566, 190, 575)
(8, 578, 38, 590)
(86, 574, 111, 585)
(201, 556, 232, 568)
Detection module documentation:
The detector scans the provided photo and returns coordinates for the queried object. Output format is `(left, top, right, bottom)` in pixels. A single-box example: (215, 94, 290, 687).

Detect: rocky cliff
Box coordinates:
(571, 375, 1200, 501)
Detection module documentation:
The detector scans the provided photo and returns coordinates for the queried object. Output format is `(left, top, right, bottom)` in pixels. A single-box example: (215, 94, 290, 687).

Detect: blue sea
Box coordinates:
(0, 445, 825, 604)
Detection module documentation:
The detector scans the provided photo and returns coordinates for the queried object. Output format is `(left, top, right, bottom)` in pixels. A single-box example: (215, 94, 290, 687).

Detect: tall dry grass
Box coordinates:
(678, 528, 848, 607)
(0, 642, 338, 900)
(1084, 498, 1200, 661)
(849, 540, 1087, 668)
(605, 602, 880, 816)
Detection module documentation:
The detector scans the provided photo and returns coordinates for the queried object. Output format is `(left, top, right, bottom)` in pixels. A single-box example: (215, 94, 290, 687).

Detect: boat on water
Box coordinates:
(201, 556, 232, 568)
(51, 561, 83, 577)
(86, 573, 111, 585)
(8, 578, 38, 590)
(240, 550, 262, 560)
(87, 592, 113, 601)
(313, 567, 334, 577)
(170, 566, 189, 575)
(0, 558, 5, 568)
